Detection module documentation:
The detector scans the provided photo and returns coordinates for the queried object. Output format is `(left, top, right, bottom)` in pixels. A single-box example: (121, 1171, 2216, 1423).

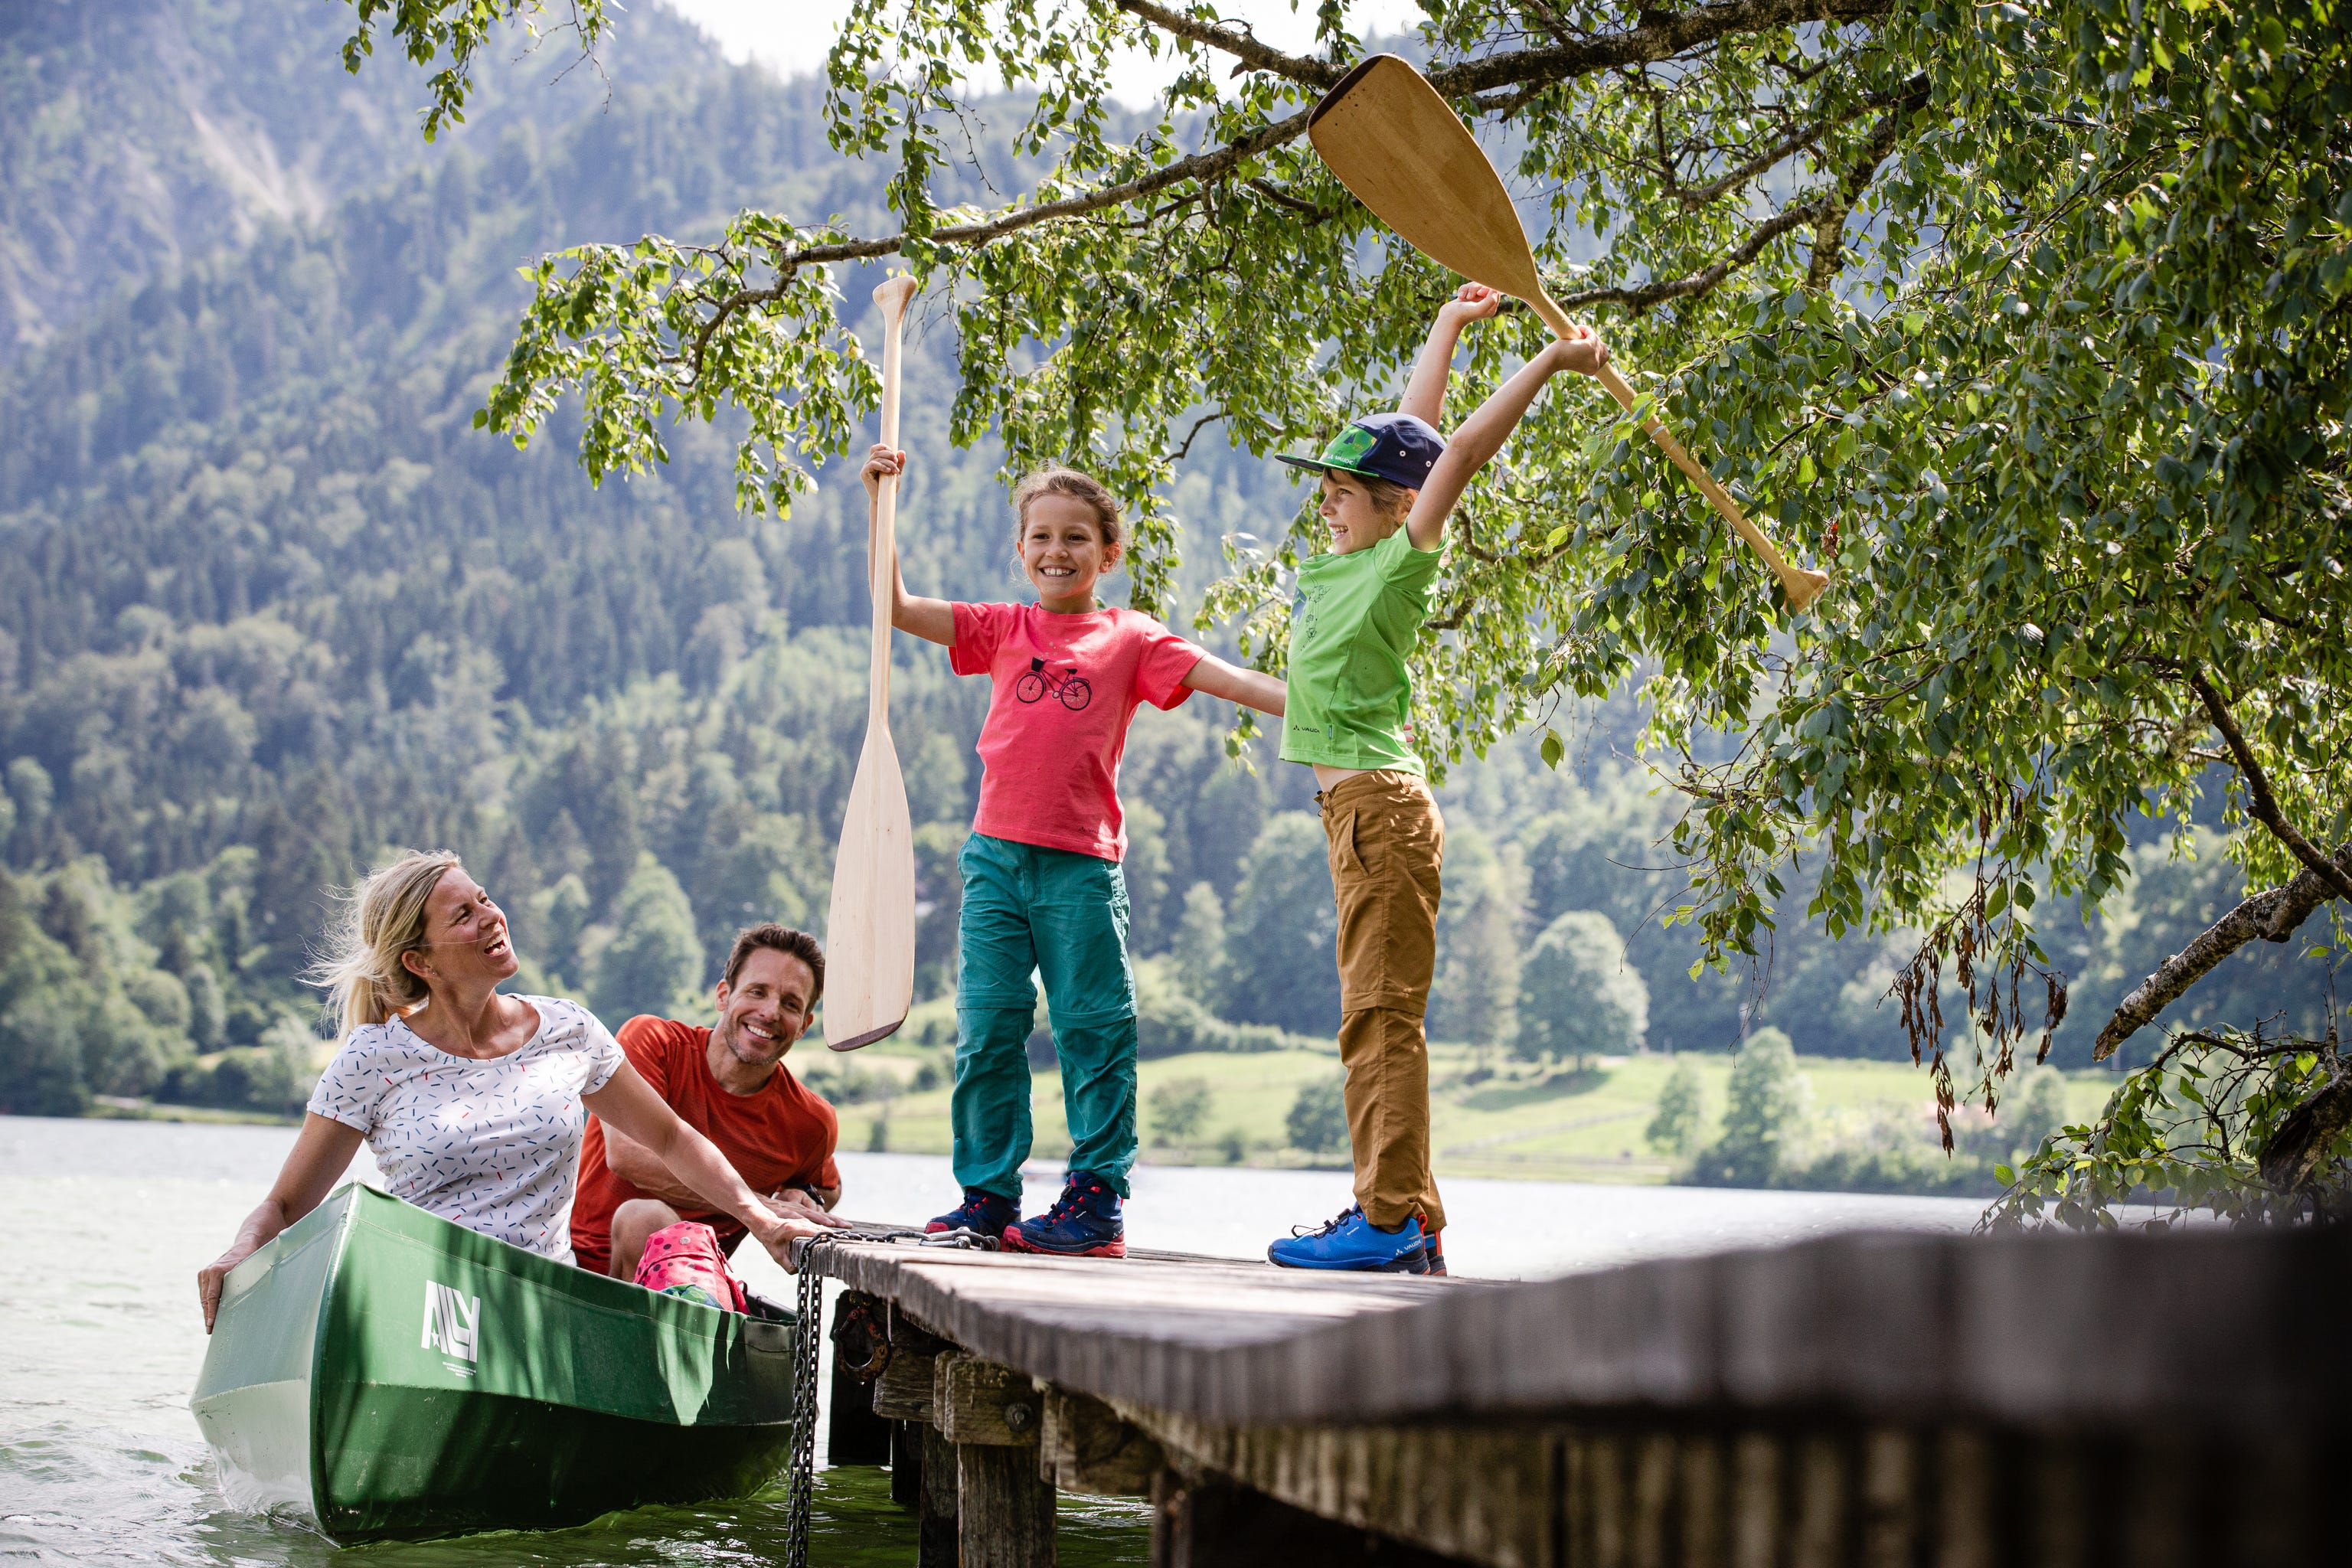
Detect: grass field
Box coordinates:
(815, 1002, 2128, 1187)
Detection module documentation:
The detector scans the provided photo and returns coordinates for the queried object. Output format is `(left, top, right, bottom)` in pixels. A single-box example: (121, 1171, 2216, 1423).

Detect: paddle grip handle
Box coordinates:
(869, 277, 917, 715)
(1527, 292, 1829, 612)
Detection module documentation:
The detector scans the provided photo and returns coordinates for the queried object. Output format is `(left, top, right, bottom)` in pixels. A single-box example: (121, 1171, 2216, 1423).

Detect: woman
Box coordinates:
(197, 850, 844, 1330)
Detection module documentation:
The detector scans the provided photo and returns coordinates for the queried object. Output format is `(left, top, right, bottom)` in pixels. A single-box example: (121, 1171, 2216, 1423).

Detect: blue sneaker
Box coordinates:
(1002, 1171, 1126, 1258)
(1267, 1205, 1429, 1272)
(927, 1188, 1018, 1236)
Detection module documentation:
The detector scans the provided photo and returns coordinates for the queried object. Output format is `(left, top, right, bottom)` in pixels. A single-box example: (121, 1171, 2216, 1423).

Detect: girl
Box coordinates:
(860, 454, 1285, 1256)
(1266, 284, 1611, 1273)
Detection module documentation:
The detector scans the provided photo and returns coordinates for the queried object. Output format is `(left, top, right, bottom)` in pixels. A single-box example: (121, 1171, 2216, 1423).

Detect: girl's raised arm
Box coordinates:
(861, 445, 955, 645)
(1405, 328, 1609, 554)
(1181, 652, 1285, 717)
(1396, 283, 1502, 427)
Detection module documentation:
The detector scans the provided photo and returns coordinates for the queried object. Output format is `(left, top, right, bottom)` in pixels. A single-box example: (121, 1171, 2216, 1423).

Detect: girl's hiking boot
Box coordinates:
(1001, 1171, 1125, 1257)
(927, 1188, 1018, 1237)
(1267, 1206, 1429, 1272)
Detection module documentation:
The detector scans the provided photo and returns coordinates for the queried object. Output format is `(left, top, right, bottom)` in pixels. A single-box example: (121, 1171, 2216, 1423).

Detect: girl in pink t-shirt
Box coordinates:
(861, 449, 1284, 1256)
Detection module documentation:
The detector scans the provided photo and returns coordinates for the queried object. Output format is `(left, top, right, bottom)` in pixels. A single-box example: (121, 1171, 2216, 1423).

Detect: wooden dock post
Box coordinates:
(828, 1289, 893, 1466)
(919, 1423, 959, 1568)
(1150, 1469, 1463, 1567)
(936, 1352, 1055, 1567)
(890, 1419, 923, 1509)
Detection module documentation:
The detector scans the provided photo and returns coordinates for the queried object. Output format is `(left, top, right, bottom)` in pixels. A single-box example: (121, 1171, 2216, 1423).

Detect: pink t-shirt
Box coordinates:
(949, 601, 1204, 861)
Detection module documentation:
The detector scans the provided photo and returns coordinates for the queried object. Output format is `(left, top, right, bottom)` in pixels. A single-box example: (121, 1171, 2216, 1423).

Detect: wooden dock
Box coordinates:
(802, 1225, 2346, 1566)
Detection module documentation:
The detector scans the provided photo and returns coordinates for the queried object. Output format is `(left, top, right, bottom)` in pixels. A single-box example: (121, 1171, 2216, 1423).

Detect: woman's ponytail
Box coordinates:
(305, 850, 459, 1043)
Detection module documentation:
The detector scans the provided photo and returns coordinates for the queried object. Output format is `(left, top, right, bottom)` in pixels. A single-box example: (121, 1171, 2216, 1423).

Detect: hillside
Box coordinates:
(0, 0, 2334, 1135)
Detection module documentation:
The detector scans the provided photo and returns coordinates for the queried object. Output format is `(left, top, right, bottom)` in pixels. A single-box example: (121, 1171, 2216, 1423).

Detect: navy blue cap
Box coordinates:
(1278, 411, 1446, 488)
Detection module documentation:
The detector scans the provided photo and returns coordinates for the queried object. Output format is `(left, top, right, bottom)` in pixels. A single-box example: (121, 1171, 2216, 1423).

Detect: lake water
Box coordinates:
(0, 1116, 1986, 1565)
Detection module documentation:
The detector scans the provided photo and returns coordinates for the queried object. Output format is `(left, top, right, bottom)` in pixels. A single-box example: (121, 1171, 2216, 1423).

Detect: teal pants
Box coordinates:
(953, 832, 1138, 1201)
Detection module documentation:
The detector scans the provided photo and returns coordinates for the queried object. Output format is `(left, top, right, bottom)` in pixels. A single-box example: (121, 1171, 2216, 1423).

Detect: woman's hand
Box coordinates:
(198, 1114, 364, 1331)
(861, 443, 907, 498)
(761, 1187, 848, 1227)
(1437, 282, 1504, 329)
(198, 1239, 260, 1333)
(1541, 323, 1611, 378)
(750, 1207, 851, 1273)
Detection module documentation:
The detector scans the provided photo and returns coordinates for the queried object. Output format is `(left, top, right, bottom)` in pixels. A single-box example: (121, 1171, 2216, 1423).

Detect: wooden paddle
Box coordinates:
(1308, 54, 1831, 612)
(822, 276, 920, 1050)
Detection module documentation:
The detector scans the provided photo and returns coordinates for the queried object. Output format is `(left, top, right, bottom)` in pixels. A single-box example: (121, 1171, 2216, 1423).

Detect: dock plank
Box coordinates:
(807, 1222, 2352, 1429)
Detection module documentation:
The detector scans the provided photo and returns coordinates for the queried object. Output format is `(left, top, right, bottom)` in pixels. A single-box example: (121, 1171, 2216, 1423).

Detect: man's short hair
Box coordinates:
(723, 923, 825, 1003)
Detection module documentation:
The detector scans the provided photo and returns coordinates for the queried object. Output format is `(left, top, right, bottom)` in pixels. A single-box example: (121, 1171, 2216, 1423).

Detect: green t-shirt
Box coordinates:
(1280, 527, 1442, 774)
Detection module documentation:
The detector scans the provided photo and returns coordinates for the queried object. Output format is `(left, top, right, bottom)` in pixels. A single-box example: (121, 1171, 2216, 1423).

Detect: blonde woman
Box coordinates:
(196, 851, 844, 1329)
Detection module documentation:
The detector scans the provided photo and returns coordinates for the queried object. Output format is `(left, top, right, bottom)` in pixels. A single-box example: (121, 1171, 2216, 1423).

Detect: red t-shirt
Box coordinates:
(570, 1016, 842, 1274)
(950, 601, 1203, 861)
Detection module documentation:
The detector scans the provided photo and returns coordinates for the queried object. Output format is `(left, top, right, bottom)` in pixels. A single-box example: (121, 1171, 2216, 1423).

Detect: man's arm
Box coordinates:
(609, 1124, 844, 1215)
(1182, 652, 1285, 716)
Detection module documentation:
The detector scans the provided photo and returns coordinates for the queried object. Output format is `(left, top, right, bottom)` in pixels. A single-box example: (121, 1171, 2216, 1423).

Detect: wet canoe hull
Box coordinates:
(192, 1184, 799, 1543)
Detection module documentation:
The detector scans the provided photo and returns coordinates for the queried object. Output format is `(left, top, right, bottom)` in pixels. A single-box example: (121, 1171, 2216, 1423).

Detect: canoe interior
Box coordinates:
(192, 1184, 801, 1543)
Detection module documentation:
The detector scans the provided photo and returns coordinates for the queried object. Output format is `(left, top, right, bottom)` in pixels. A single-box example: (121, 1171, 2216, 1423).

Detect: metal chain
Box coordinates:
(781, 1225, 1000, 1568)
(782, 1230, 844, 1568)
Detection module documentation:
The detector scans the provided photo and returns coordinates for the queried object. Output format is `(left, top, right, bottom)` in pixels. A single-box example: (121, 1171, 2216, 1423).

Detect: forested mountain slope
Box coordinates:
(0, 0, 2331, 1122)
(0, 0, 716, 366)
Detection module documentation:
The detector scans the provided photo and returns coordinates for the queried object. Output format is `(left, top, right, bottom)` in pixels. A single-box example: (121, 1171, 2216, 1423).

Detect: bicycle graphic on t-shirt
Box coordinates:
(1014, 657, 1092, 711)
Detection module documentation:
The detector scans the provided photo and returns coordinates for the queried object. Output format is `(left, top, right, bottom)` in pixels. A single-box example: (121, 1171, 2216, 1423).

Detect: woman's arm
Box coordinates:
(1181, 653, 1286, 717)
(1396, 284, 1502, 427)
(861, 445, 955, 645)
(198, 1113, 366, 1331)
(600, 1122, 701, 1204)
(604, 1122, 840, 1217)
(585, 1064, 849, 1268)
(1406, 328, 1609, 553)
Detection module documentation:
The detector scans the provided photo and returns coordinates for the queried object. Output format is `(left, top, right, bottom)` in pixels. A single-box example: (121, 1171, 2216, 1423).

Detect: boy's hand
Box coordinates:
(1438, 282, 1504, 330)
(860, 443, 907, 498)
(1541, 324, 1611, 378)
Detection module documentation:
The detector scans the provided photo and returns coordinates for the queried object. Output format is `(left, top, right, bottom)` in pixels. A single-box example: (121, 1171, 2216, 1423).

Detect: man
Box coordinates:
(571, 923, 846, 1279)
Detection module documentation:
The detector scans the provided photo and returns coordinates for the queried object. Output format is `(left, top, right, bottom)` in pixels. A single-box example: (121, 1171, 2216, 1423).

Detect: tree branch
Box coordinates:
(2093, 837, 2352, 1059)
(2190, 670, 2352, 903)
(1110, 0, 1341, 88)
(1554, 76, 1922, 314)
(670, 0, 1904, 368)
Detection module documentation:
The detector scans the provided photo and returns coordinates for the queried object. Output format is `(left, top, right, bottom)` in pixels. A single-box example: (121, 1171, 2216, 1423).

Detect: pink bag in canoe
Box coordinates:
(632, 1220, 747, 1313)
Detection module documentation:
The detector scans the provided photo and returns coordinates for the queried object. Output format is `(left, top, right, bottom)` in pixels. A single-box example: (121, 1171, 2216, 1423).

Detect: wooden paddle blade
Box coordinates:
(822, 726, 916, 1050)
(1309, 54, 1544, 303)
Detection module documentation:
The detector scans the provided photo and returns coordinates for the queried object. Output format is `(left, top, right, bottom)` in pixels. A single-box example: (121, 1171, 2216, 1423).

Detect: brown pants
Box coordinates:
(1319, 770, 1446, 1234)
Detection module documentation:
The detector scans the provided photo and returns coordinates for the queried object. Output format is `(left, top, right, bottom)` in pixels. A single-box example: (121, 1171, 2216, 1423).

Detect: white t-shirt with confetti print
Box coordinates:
(307, 995, 625, 1264)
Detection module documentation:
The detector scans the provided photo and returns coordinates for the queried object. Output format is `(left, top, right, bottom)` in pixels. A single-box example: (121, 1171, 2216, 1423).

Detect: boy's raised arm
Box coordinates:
(1182, 652, 1285, 717)
(1405, 328, 1610, 553)
(861, 444, 955, 645)
(1396, 283, 1502, 427)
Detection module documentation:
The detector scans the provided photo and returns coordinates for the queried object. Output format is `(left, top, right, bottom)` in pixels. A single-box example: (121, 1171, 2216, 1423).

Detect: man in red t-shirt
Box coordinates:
(571, 923, 845, 1278)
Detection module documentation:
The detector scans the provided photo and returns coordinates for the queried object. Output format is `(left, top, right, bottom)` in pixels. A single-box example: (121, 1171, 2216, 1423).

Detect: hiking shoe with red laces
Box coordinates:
(927, 1188, 1018, 1236)
(1001, 1171, 1125, 1257)
(1422, 1229, 1447, 1276)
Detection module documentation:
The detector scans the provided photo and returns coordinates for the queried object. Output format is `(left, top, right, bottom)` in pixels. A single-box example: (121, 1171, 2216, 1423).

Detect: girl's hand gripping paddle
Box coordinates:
(823, 276, 920, 1050)
(1308, 54, 1831, 612)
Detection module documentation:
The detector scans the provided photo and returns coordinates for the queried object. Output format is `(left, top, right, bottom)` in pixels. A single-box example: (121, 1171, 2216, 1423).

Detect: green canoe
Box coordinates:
(191, 1183, 801, 1544)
